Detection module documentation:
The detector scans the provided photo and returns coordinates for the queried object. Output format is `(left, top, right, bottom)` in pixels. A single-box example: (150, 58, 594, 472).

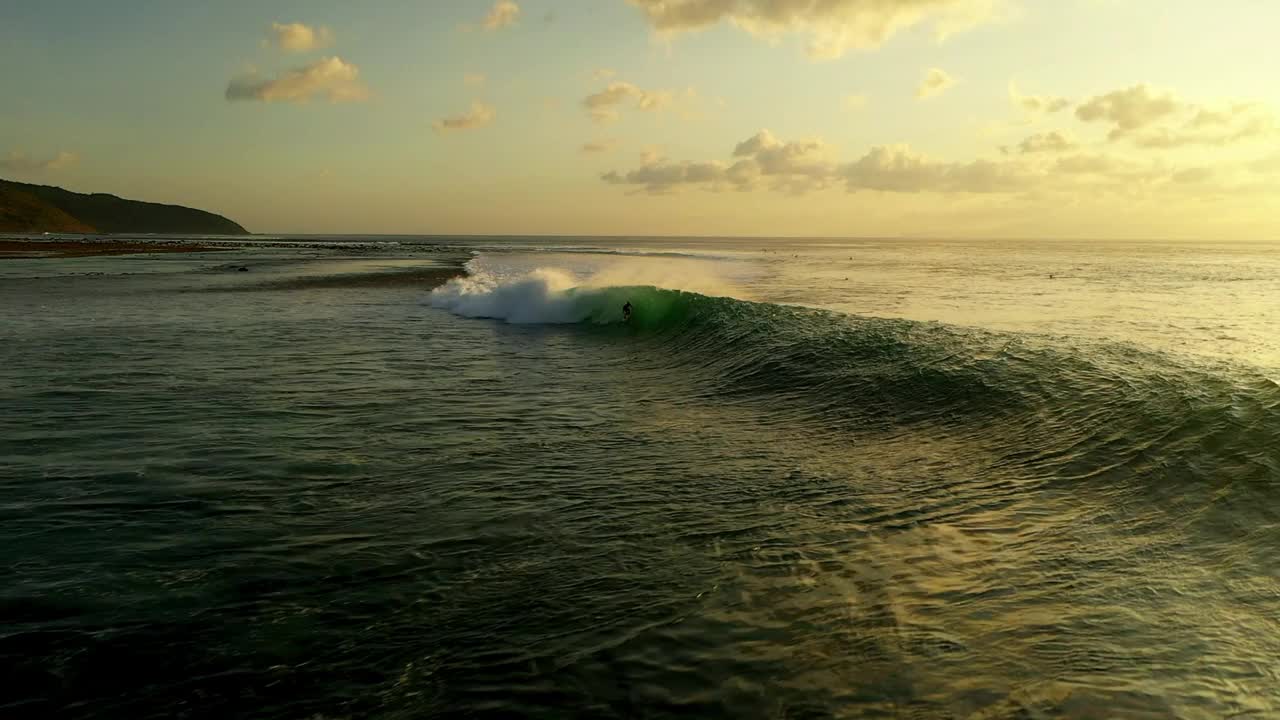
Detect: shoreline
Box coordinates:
(0, 238, 233, 259)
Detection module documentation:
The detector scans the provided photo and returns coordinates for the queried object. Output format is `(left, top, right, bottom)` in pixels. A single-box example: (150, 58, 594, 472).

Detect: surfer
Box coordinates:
(622, 301, 632, 322)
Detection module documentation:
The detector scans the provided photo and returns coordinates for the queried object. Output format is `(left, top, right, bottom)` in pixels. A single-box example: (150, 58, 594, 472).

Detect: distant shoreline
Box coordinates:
(0, 238, 233, 259)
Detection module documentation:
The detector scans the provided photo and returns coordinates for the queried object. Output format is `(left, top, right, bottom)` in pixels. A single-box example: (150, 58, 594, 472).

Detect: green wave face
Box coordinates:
(565, 285, 708, 330)
(570, 283, 1280, 489)
(434, 273, 1280, 487)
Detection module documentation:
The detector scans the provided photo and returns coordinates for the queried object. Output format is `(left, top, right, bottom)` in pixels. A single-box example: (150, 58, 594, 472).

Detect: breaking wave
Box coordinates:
(429, 266, 1280, 495)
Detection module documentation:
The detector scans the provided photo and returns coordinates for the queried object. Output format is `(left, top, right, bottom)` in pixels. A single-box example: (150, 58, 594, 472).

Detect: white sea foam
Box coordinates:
(428, 256, 743, 324)
(429, 268, 588, 323)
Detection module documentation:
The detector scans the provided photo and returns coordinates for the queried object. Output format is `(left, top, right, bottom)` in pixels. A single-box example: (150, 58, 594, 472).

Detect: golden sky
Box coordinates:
(2, 0, 1278, 238)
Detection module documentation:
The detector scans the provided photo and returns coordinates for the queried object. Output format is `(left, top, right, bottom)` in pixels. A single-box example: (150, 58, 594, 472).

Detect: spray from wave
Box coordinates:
(429, 268, 590, 324)
(428, 258, 744, 326)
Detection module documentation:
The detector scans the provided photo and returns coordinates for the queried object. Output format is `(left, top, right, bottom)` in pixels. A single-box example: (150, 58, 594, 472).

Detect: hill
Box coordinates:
(0, 179, 248, 235)
(0, 183, 95, 234)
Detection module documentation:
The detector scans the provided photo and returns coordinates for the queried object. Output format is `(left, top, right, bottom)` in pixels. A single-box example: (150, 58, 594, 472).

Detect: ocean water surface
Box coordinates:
(2, 237, 1278, 719)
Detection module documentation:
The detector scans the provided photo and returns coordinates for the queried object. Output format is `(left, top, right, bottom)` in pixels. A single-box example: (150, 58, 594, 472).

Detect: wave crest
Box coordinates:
(428, 265, 1280, 492)
(428, 266, 720, 328)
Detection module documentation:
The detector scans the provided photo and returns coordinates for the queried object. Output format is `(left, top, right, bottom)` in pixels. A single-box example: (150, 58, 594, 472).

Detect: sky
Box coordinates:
(2, 0, 1279, 239)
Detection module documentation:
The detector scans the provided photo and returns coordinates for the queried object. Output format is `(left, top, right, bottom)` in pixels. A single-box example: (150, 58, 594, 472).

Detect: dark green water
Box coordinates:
(2, 240, 1278, 718)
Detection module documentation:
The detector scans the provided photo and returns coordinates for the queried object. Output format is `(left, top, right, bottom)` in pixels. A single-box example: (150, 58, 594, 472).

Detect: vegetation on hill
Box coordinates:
(0, 179, 248, 235)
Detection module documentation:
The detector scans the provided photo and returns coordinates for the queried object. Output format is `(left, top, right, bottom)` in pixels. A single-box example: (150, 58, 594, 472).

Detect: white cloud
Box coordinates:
(841, 144, 1027, 192)
(46, 151, 79, 170)
(582, 81, 673, 123)
(1075, 84, 1180, 138)
(225, 56, 370, 103)
(268, 22, 333, 52)
(1005, 130, 1077, 154)
(464, 73, 487, 87)
(1009, 82, 1069, 114)
(598, 118, 1265, 197)
(1130, 104, 1275, 149)
(593, 68, 617, 80)
(0, 150, 79, 173)
(844, 94, 868, 110)
(602, 129, 1031, 195)
(603, 130, 828, 194)
(625, 0, 1007, 59)
(916, 68, 955, 100)
(603, 160, 735, 194)
(483, 1, 520, 30)
(1050, 153, 1163, 184)
(1076, 84, 1276, 148)
(433, 102, 496, 132)
(733, 129, 837, 188)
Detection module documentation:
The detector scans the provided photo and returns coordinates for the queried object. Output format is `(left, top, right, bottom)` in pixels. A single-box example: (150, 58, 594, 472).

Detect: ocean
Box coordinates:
(2, 236, 1278, 719)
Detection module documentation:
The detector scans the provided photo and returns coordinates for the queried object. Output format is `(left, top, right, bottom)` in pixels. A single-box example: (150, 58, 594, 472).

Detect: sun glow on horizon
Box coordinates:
(2, 0, 1278, 239)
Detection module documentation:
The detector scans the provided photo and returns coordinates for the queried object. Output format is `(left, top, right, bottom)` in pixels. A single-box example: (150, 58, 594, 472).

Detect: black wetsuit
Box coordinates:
(622, 302, 632, 320)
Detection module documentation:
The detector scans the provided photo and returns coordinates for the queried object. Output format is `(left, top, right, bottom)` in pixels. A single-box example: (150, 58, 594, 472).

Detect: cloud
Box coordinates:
(841, 144, 1027, 192)
(1009, 83, 1069, 114)
(593, 68, 617, 80)
(1129, 104, 1276, 149)
(46, 151, 79, 170)
(1049, 153, 1165, 185)
(433, 102, 496, 132)
(602, 160, 736, 194)
(601, 129, 1033, 195)
(1005, 131, 1077, 154)
(583, 81, 673, 123)
(732, 129, 837, 191)
(844, 94, 868, 110)
(226, 56, 370, 103)
(599, 122, 1274, 203)
(916, 68, 955, 100)
(625, 0, 1007, 59)
(1189, 106, 1244, 129)
(464, 72, 487, 87)
(268, 22, 333, 52)
(0, 149, 79, 173)
(483, 1, 520, 29)
(1075, 84, 1180, 139)
(582, 140, 619, 154)
(1075, 84, 1277, 148)
(599, 123, 1253, 197)
(603, 129, 834, 194)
